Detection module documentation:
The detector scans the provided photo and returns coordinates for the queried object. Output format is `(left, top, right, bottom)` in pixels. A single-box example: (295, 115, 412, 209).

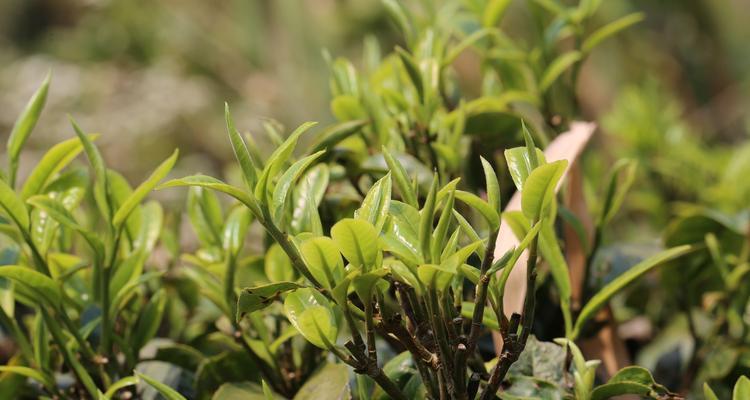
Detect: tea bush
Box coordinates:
(1, 1, 749, 399)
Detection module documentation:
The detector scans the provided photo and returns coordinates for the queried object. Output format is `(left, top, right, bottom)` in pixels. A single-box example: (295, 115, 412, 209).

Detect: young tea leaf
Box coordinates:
(521, 160, 567, 220)
(225, 103, 258, 189)
(7, 71, 50, 187)
(136, 372, 187, 400)
(355, 173, 392, 232)
(237, 282, 304, 321)
(331, 218, 380, 270)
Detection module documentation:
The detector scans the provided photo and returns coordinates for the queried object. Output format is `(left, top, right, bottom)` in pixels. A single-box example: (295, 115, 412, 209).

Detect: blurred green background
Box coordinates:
(1, 0, 749, 218)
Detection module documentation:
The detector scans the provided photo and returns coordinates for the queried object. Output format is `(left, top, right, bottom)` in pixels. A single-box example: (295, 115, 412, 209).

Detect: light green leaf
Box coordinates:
(265, 243, 295, 283)
(300, 236, 344, 289)
(480, 156, 501, 212)
(136, 371, 187, 400)
(20, 136, 92, 200)
(539, 51, 581, 92)
(355, 173, 392, 232)
(455, 190, 500, 230)
(352, 269, 388, 302)
(272, 150, 325, 224)
(310, 120, 367, 154)
(103, 376, 138, 399)
(237, 282, 304, 321)
(222, 206, 251, 255)
(504, 147, 547, 191)
(284, 288, 338, 349)
(0, 366, 54, 389)
(225, 103, 258, 189)
(419, 174, 439, 259)
(582, 13, 644, 53)
(417, 264, 455, 292)
(187, 187, 223, 246)
(521, 160, 567, 220)
(27, 195, 104, 257)
(70, 116, 111, 220)
(0, 178, 30, 232)
(382, 201, 423, 266)
(483, 0, 511, 27)
(704, 383, 719, 400)
(7, 71, 50, 187)
(159, 175, 262, 218)
(572, 245, 696, 339)
(0, 266, 60, 306)
(331, 218, 380, 269)
(382, 147, 418, 208)
(291, 164, 329, 235)
(255, 122, 317, 204)
(735, 376, 750, 400)
(113, 149, 178, 229)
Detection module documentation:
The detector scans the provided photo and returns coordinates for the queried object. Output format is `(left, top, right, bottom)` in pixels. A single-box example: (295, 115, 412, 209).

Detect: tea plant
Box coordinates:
(0, 74, 178, 399)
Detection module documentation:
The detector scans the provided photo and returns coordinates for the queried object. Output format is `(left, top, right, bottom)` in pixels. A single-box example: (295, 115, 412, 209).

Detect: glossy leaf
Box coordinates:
(293, 363, 351, 400)
(27, 195, 104, 257)
(271, 150, 325, 224)
(300, 236, 344, 289)
(480, 156, 501, 212)
(284, 288, 338, 349)
(735, 376, 750, 400)
(419, 175, 439, 259)
(20, 136, 91, 200)
(310, 119, 367, 153)
(382, 147, 418, 208)
(455, 190, 500, 230)
(255, 121, 317, 204)
(131, 289, 167, 352)
(331, 218, 380, 269)
(521, 160, 567, 220)
(265, 243, 295, 282)
(355, 173, 392, 232)
(504, 147, 547, 191)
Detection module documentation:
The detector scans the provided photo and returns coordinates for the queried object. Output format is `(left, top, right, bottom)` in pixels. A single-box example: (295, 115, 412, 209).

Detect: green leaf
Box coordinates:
(70, 116, 111, 220)
(103, 376, 138, 399)
(582, 12, 644, 53)
(431, 186, 455, 262)
(352, 269, 388, 302)
(187, 187, 224, 246)
(331, 218, 380, 269)
(131, 289, 167, 352)
(539, 51, 581, 92)
(521, 160, 567, 220)
(572, 245, 696, 339)
(262, 380, 274, 400)
(300, 236, 344, 290)
(159, 175, 262, 218)
(480, 156, 501, 213)
(0, 266, 60, 306)
(265, 243, 295, 282)
(255, 121, 317, 204)
(382, 0, 414, 47)
(382, 201, 423, 266)
(504, 147, 547, 191)
(443, 29, 491, 67)
(27, 195, 104, 257)
(283, 288, 338, 349)
(0, 366, 54, 389)
(455, 190, 500, 230)
(0, 178, 30, 232)
(20, 136, 92, 200)
(417, 264, 455, 292)
(225, 103, 258, 189)
(735, 376, 750, 400)
(136, 371, 187, 400)
(382, 147, 418, 208)
(598, 159, 637, 225)
(212, 382, 269, 400)
(704, 383, 719, 400)
(237, 282, 304, 321)
(222, 206, 252, 255)
(355, 173, 392, 232)
(419, 174, 439, 259)
(113, 149, 178, 229)
(293, 363, 351, 400)
(396, 46, 424, 102)
(310, 120, 368, 153)
(272, 150, 325, 224)
(7, 71, 50, 187)
(483, 0, 512, 27)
